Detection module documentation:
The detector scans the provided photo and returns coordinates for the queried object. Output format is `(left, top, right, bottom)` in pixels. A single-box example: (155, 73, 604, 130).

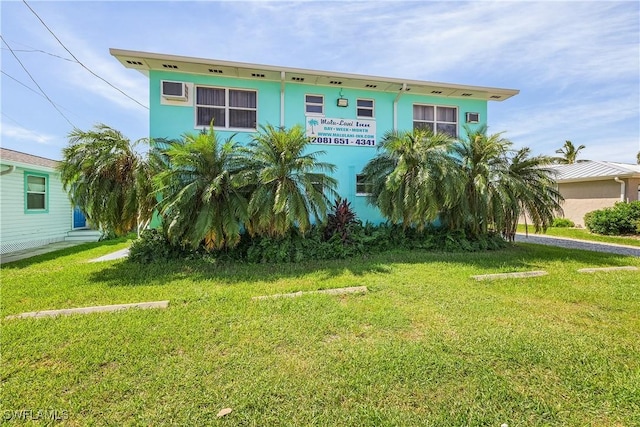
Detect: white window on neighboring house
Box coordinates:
(305, 94, 324, 115)
(356, 99, 374, 118)
(413, 105, 458, 137)
(25, 173, 48, 212)
(356, 174, 372, 196)
(195, 86, 257, 129)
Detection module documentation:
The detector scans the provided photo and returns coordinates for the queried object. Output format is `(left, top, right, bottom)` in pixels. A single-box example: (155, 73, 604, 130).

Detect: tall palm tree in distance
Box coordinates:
(553, 140, 586, 164)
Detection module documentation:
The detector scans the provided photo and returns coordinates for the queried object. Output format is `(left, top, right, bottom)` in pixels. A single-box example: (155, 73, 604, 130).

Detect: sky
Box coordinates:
(1, 0, 639, 163)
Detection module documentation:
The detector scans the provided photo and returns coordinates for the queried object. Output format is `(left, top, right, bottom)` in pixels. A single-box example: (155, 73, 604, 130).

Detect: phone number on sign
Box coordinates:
(310, 137, 375, 146)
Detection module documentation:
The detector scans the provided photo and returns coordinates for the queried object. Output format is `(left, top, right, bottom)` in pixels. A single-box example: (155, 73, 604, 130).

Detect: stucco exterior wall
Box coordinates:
(558, 180, 622, 227)
(0, 165, 72, 254)
(148, 70, 489, 223)
(625, 178, 640, 201)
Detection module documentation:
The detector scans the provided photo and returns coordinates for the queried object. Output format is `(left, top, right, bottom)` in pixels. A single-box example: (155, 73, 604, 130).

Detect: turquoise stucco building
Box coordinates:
(111, 49, 519, 223)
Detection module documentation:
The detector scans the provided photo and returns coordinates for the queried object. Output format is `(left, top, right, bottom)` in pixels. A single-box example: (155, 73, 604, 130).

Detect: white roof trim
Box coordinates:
(110, 48, 519, 102)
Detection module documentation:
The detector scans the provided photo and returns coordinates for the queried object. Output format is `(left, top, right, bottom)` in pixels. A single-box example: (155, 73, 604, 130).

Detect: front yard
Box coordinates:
(2, 241, 639, 425)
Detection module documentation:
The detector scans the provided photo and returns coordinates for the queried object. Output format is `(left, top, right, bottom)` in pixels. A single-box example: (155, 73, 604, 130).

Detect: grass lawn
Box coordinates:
(517, 224, 640, 247)
(2, 240, 639, 426)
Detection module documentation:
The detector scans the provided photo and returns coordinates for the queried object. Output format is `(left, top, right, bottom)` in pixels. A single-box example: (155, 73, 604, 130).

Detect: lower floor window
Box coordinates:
(25, 173, 47, 211)
(356, 174, 372, 195)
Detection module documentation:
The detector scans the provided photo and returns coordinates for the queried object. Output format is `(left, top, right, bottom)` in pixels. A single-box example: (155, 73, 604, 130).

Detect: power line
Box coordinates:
(0, 47, 76, 62)
(1, 70, 75, 114)
(1, 36, 75, 128)
(22, 0, 149, 111)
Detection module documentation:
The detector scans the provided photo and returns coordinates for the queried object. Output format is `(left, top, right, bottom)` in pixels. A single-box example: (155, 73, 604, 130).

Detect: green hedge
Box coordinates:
(129, 223, 507, 264)
(584, 201, 640, 235)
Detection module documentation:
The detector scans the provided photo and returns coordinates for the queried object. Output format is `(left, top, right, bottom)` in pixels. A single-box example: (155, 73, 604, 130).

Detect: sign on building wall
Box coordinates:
(306, 117, 376, 146)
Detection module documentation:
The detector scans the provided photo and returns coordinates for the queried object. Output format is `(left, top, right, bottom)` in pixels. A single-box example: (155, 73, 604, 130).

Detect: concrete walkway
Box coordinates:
(0, 241, 86, 265)
(1, 242, 130, 265)
(88, 248, 130, 262)
(514, 233, 640, 257)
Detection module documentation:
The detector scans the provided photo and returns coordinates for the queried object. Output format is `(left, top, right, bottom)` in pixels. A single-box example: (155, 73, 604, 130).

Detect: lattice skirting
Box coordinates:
(1, 236, 66, 255)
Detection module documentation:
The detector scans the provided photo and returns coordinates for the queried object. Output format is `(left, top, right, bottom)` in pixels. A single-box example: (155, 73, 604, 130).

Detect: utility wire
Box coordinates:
(1, 70, 75, 114)
(22, 0, 149, 110)
(0, 47, 76, 62)
(1, 35, 75, 128)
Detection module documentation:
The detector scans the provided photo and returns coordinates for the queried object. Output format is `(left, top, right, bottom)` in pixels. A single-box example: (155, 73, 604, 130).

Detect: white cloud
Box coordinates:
(1, 122, 57, 145)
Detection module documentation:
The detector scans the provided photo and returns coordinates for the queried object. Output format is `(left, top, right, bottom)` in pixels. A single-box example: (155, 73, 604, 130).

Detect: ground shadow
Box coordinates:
(89, 242, 638, 288)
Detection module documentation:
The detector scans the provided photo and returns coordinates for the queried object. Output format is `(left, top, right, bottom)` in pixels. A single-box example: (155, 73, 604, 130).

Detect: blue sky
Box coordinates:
(1, 1, 639, 163)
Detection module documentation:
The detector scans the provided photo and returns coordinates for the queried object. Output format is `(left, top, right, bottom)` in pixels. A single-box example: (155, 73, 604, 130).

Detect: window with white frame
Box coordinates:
(413, 105, 458, 137)
(356, 174, 372, 196)
(356, 99, 374, 118)
(305, 94, 324, 115)
(196, 86, 257, 129)
(25, 173, 47, 212)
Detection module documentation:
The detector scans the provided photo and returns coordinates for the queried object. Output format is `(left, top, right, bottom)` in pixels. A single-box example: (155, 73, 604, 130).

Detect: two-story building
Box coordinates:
(111, 49, 518, 223)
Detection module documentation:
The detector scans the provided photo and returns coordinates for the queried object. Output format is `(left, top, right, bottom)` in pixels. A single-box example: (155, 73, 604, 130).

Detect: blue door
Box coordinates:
(73, 207, 86, 229)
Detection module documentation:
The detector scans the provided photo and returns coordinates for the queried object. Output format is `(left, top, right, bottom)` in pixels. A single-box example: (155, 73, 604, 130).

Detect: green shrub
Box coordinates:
(128, 229, 190, 263)
(584, 201, 640, 235)
(128, 223, 507, 264)
(551, 217, 575, 228)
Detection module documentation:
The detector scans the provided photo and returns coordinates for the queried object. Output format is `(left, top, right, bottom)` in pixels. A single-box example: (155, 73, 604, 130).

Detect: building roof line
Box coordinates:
(110, 48, 519, 101)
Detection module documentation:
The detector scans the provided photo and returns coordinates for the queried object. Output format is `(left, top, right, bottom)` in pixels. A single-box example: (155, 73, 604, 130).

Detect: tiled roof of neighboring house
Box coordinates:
(0, 147, 59, 169)
(550, 161, 640, 182)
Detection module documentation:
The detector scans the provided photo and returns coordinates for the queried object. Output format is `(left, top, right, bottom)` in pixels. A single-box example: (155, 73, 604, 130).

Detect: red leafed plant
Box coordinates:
(324, 198, 358, 243)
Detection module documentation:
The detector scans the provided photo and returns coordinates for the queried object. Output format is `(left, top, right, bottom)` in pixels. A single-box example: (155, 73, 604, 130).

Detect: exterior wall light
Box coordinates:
(337, 89, 348, 107)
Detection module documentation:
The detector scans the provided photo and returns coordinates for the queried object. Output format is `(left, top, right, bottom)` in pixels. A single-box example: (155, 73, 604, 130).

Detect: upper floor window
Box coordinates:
(357, 99, 374, 118)
(25, 173, 48, 212)
(196, 86, 256, 129)
(413, 105, 458, 137)
(305, 94, 324, 115)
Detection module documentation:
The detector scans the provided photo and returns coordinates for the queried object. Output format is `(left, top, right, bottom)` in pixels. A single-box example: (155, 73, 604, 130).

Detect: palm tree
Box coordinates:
(243, 124, 337, 237)
(58, 124, 153, 236)
(362, 128, 460, 229)
(153, 126, 249, 250)
(500, 148, 564, 240)
(443, 126, 512, 236)
(443, 126, 563, 240)
(308, 118, 319, 135)
(553, 140, 585, 164)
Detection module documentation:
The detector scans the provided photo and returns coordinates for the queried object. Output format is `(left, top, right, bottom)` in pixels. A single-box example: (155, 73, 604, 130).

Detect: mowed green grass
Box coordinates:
(2, 240, 639, 426)
(517, 224, 640, 247)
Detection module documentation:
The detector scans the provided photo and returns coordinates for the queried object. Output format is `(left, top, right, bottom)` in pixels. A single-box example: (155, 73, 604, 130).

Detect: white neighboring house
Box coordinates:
(0, 148, 100, 255)
(550, 161, 640, 227)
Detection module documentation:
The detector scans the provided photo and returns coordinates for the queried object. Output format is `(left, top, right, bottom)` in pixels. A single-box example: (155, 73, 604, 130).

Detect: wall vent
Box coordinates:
(162, 64, 178, 69)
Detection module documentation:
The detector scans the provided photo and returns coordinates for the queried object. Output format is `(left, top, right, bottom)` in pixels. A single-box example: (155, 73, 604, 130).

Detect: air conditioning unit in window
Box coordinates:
(466, 112, 480, 123)
(161, 81, 188, 101)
